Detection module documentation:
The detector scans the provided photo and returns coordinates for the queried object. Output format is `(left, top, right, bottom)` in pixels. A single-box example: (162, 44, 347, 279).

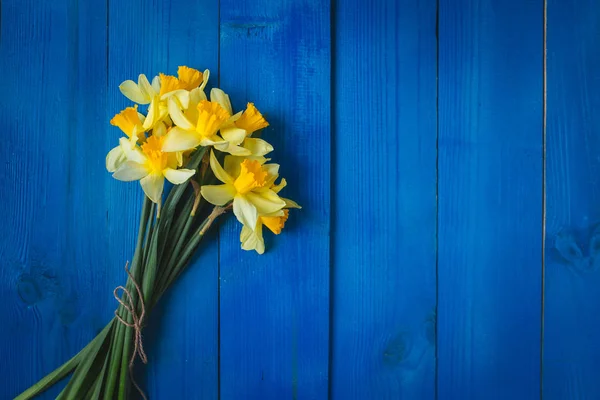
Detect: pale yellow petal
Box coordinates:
(200, 184, 236, 206)
(271, 178, 287, 193)
(189, 87, 207, 106)
(209, 150, 234, 184)
(233, 194, 258, 228)
(206, 138, 231, 149)
(153, 121, 167, 137)
(221, 143, 252, 156)
(106, 145, 127, 173)
(210, 88, 233, 115)
(138, 74, 156, 99)
(143, 96, 160, 130)
(161, 126, 202, 152)
(245, 190, 286, 214)
(243, 137, 274, 156)
(220, 126, 247, 145)
(119, 80, 149, 104)
(224, 155, 243, 178)
(283, 197, 302, 209)
(241, 224, 265, 254)
(151, 75, 161, 93)
(112, 161, 149, 181)
(119, 138, 146, 164)
(200, 69, 210, 90)
(140, 173, 164, 203)
(168, 97, 195, 130)
(161, 89, 190, 109)
(163, 168, 195, 184)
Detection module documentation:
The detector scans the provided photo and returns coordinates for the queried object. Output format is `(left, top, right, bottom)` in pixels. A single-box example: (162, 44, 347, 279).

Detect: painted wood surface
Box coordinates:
(544, 0, 600, 398)
(218, 0, 330, 398)
(437, 0, 544, 399)
(1, 0, 600, 399)
(330, 0, 437, 399)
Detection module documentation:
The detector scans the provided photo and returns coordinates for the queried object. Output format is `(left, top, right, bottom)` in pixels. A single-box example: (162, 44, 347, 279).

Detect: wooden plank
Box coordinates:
(218, 1, 330, 398)
(330, 1, 437, 399)
(107, 0, 219, 398)
(544, 0, 600, 398)
(0, 0, 102, 398)
(437, 0, 543, 398)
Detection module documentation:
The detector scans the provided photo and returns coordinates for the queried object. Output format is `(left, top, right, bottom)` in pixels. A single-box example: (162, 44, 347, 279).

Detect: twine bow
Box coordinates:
(114, 262, 148, 400)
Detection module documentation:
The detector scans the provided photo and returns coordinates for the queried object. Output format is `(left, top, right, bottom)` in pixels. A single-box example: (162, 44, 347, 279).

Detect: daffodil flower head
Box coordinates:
(237, 172, 300, 254)
(161, 100, 230, 152)
(197, 100, 231, 139)
(200, 151, 286, 230)
(110, 105, 146, 139)
(111, 131, 196, 204)
(235, 102, 269, 134)
(177, 66, 204, 90)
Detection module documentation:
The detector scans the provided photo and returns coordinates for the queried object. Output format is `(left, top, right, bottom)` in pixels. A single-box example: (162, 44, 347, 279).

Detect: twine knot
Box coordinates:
(114, 262, 148, 400)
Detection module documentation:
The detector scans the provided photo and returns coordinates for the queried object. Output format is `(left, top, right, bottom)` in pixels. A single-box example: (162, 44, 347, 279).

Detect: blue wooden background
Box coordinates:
(0, 0, 598, 398)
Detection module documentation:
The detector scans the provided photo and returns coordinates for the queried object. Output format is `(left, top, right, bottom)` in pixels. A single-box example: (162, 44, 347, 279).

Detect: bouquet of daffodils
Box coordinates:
(17, 66, 299, 399)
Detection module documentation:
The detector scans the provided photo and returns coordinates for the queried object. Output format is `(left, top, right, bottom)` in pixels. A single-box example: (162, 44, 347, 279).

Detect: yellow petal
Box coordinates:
(143, 96, 160, 130)
(163, 89, 190, 109)
(106, 145, 127, 173)
(163, 168, 195, 184)
(119, 138, 146, 164)
(159, 73, 181, 96)
(209, 150, 234, 184)
(168, 97, 195, 130)
(200, 69, 210, 90)
(112, 161, 149, 181)
(233, 194, 258, 228)
(140, 173, 164, 203)
(233, 159, 268, 194)
(138, 74, 157, 99)
(210, 88, 233, 115)
(200, 184, 236, 206)
(177, 66, 203, 90)
(151, 75, 161, 93)
(119, 80, 149, 104)
(110, 106, 143, 137)
(271, 178, 287, 193)
(196, 101, 230, 138)
(243, 138, 274, 156)
(240, 224, 265, 254)
(260, 209, 289, 235)
(161, 126, 201, 153)
(153, 121, 167, 137)
(245, 190, 286, 214)
(283, 197, 301, 209)
(220, 126, 247, 145)
(235, 103, 269, 133)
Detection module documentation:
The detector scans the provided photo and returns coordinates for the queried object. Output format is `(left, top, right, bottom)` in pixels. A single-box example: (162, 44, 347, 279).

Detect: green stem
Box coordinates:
(118, 197, 152, 400)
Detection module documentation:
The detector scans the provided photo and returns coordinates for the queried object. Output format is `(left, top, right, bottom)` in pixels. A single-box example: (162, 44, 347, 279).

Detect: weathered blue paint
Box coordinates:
(1, 0, 598, 399)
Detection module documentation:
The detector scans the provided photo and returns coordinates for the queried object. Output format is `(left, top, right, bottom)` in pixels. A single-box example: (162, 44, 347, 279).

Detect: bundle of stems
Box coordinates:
(16, 148, 226, 400)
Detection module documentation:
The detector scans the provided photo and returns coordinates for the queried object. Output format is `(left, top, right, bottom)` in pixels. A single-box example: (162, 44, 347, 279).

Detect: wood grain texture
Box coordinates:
(106, 0, 219, 398)
(437, 0, 543, 398)
(0, 0, 104, 398)
(544, 0, 600, 398)
(330, 1, 437, 399)
(218, 0, 330, 399)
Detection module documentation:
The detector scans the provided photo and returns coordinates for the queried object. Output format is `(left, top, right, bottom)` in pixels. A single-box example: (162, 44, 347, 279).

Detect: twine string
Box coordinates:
(113, 262, 148, 400)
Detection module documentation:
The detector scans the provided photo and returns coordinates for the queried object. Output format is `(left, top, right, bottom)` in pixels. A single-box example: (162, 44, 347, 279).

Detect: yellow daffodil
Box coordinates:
(238, 176, 301, 254)
(119, 74, 161, 105)
(162, 98, 231, 151)
(204, 88, 273, 156)
(111, 134, 195, 203)
(119, 67, 209, 132)
(110, 105, 146, 139)
(200, 151, 286, 229)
